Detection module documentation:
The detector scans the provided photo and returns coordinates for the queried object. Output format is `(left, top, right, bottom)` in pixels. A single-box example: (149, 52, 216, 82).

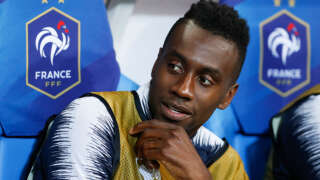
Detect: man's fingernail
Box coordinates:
(129, 128, 134, 134)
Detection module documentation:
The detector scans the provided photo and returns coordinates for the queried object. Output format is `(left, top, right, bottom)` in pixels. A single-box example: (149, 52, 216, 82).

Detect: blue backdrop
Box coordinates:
(221, 0, 320, 135)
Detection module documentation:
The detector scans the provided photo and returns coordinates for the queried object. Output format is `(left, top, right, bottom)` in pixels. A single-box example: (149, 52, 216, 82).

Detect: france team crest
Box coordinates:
(259, 10, 310, 97)
(26, 7, 81, 99)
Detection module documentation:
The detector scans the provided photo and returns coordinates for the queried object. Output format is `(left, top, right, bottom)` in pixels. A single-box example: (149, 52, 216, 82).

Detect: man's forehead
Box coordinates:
(165, 21, 238, 60)
(165, 20, 237, 53)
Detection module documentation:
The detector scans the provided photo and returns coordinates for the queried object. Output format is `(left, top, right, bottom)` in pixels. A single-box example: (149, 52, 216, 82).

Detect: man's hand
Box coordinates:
(129, 120, 212, 180)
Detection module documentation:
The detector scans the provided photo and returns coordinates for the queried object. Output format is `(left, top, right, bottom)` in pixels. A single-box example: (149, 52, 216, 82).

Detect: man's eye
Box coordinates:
(199, 76, 213, 86)
(168, 63, 183, 74)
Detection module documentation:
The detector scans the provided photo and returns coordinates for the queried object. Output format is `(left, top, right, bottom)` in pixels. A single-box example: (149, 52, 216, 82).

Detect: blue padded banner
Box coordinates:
(230, 0, 320, 134)
(0, 0, 120, 136)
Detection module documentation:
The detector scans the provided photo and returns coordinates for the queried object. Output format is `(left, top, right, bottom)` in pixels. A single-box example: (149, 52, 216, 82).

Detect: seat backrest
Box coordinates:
(0, 0, 120, 137)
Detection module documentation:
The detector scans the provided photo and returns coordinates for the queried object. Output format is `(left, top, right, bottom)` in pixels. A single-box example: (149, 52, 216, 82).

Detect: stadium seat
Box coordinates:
(0, 0, 123, 179)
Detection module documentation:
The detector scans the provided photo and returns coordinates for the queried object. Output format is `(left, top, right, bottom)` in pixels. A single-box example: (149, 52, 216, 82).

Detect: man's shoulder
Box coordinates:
(192, 126, 224, 149)
(192, 126, 226, 166)
(208, 144, 249, 180)
(211, 144, 243, 167)
(193, 127, 247, 177)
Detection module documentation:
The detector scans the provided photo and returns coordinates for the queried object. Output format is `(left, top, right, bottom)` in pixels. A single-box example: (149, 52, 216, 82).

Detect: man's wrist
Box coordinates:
(188, 168, 212, 180)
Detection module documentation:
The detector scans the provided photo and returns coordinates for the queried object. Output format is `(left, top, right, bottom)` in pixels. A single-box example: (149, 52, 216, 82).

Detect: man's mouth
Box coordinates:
(160, 102, 192, 121)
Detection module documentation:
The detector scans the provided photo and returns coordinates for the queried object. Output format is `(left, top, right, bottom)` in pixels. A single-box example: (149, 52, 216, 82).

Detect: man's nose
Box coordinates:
(171, 74, 194, 100)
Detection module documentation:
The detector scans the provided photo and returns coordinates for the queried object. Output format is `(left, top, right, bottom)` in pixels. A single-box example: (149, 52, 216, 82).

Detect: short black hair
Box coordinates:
(163, 0, 249, 83)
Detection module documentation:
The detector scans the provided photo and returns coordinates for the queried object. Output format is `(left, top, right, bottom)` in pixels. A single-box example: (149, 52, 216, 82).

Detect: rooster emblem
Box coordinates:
(35, 20, 70, 66)
(267, 23, 300, 65)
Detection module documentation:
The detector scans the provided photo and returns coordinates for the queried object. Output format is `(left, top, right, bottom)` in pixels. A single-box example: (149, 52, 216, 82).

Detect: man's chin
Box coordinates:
(157, 116, 195, 135)
(153, 116, 176, 124)
(159, 115, 184, 124)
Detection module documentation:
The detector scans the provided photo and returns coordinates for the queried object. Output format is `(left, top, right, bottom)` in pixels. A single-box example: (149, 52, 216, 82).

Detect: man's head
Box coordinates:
(148, 0, 249, 136)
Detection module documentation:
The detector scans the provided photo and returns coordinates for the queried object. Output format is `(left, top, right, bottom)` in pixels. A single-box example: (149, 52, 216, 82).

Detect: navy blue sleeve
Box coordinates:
(276, 95, 320, 180)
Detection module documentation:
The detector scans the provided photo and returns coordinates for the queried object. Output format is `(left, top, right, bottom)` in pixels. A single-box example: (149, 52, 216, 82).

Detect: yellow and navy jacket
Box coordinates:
(29, 85, 248, 179)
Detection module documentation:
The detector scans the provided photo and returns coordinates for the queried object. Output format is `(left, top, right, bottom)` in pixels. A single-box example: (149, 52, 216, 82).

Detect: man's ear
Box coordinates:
(152, 48, 163, 78)
(217, 83, 239, 110)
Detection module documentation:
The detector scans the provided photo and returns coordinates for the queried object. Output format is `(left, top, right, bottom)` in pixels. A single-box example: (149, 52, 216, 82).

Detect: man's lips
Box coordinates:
(160, 102, 192, 121)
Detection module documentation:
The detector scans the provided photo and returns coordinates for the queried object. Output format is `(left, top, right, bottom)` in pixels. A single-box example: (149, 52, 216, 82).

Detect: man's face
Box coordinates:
(149, 21, 239, 136)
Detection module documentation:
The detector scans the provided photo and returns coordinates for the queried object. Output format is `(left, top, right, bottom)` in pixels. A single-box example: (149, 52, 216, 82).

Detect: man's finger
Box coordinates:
(138, 128, 171, 140)
(135, 129, 167, 157)
(142, 138, 164, 149)
(143, 159, 160, 170)
(142, 148, 163, 162)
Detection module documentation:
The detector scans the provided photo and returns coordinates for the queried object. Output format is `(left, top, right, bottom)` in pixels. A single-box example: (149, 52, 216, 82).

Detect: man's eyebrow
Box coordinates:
(201, 67, 221, 80)
(201, 67, 222, 81)
(168, 50, 187, 62)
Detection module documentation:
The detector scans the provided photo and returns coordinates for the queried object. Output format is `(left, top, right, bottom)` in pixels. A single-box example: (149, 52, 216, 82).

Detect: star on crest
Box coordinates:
(42, 0, 64, 4)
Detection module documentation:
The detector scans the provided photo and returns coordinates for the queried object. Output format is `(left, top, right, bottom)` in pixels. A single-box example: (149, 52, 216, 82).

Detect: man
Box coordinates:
(28, 1, 250, 179)
(265, 85, 320, 180)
